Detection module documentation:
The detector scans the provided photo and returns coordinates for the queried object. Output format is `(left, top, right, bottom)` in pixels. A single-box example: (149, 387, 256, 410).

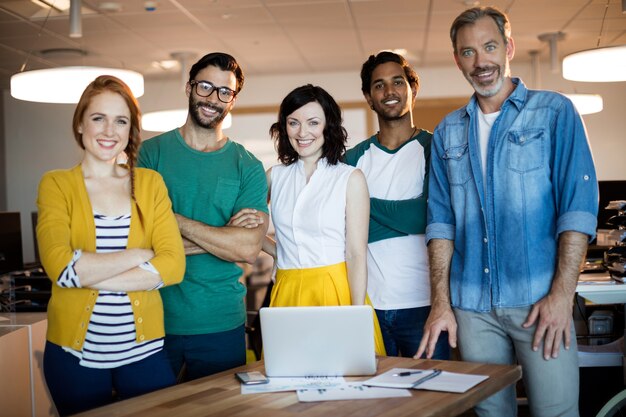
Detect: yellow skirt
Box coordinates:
(270, 262, 386, 356)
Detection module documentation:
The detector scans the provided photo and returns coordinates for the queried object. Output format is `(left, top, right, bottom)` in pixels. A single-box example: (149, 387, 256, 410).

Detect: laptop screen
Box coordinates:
(260, 305, 377, 377)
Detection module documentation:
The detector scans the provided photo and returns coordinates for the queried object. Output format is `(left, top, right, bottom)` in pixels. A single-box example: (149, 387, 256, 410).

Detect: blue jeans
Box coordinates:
(43, 341, 175, 416)
(454, 307, 579, 417)
(164, 325, 246, 382)
(376, 306, 450, 359)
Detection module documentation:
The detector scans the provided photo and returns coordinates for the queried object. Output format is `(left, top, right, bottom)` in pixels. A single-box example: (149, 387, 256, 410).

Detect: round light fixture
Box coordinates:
(562, 45, 626, 82)
(564, 94, 603, 115)
(10, 66, 144, 103)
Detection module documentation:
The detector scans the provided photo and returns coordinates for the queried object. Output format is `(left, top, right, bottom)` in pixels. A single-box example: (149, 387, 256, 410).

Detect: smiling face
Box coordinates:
(365, 61, 416, 122)
(79, 91, 131, 164)
(286, 101, 326, 161)
(187, 64, 237, 129)
(453, 16, 515, 100)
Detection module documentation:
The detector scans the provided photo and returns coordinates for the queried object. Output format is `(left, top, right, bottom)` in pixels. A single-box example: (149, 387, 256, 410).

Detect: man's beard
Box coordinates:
(465, 62, 508, 98)
(379, 109, 408, 122)
(188, 95, 228, 129)
(374, 97, 410, 122)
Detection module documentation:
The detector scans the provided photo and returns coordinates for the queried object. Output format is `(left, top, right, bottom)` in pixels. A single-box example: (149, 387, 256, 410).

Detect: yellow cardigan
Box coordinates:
(36, 165, 185, 350)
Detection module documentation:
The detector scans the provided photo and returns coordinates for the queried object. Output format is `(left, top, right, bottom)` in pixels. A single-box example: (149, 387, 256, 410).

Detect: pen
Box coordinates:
(392, 371, 423, 377)
(411, 369, 443, 388)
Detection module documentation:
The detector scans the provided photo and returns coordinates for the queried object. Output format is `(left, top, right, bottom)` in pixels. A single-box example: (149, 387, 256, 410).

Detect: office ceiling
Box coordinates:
(0, 0, 625, 90)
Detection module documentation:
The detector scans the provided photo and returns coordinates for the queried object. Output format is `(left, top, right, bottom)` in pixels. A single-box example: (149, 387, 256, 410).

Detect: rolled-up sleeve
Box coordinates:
(551, 98, 598, 240)
(425, 126, 456, 244)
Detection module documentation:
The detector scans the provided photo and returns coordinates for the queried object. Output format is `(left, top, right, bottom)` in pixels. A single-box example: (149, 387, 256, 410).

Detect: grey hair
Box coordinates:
(450, 6, 511, 53)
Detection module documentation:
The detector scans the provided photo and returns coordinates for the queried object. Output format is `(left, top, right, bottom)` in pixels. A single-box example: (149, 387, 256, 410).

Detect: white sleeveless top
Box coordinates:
(270, 158, 356, 269)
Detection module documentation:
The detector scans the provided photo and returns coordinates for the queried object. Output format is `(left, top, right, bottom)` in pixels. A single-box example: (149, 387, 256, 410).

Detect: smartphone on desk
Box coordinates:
(235, 371, 269, 385)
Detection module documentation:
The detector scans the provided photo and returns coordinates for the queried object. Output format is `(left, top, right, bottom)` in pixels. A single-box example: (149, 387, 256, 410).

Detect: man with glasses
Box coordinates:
(138, 52, 269, 381)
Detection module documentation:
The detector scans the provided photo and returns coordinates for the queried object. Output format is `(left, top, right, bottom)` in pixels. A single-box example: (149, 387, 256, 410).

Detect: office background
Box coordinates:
(0, 0, 625, 264)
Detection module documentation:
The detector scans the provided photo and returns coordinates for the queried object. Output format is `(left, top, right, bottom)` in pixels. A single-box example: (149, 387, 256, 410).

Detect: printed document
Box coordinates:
(297, 382, 411, 402)
(241, 376, 345, 394)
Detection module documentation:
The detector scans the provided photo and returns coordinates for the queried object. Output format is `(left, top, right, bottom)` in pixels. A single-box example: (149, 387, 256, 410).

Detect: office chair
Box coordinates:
(596, 389, 626, 417)
(246, 280, 273, 361)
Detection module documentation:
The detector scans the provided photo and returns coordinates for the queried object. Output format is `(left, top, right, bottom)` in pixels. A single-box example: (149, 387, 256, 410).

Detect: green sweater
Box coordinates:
(138, 129, 268, 334)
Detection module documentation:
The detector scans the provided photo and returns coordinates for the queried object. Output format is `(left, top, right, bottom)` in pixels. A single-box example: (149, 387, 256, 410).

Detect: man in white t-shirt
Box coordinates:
(345, 51, 450, 358)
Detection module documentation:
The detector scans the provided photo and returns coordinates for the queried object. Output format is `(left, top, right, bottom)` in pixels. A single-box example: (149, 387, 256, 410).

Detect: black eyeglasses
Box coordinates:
(189, 80, 237, 103)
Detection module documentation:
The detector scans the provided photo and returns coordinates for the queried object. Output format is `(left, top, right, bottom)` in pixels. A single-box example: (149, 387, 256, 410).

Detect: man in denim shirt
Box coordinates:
(415, 6, 597, 417)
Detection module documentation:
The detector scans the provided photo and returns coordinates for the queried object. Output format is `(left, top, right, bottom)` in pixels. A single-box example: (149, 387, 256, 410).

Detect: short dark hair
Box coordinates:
(188, 52, 245, 93)
(450, 6, 511, 53)
(270, 84, 347, 166)
(360, 51, 419, 95)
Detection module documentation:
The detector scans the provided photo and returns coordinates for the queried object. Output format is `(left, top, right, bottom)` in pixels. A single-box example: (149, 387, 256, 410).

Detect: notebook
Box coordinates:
(363, 368, 489, 393)
(260, 305, 377, 377)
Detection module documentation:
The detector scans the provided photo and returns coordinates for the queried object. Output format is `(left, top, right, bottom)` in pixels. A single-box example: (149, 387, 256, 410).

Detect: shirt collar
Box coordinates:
(295, 156, 329, 172)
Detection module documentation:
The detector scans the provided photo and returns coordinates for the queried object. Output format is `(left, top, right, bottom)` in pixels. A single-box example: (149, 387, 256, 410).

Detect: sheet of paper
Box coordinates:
(362, 368, 436, 388)
(241, 376, 345, 394)
(297, 382, 411, 402)
(417, 371, 489, 393)
(363, 368, 489, 393)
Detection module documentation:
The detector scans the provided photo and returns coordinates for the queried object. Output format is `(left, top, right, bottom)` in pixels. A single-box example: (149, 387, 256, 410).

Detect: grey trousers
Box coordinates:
(454, 307, 579, 417)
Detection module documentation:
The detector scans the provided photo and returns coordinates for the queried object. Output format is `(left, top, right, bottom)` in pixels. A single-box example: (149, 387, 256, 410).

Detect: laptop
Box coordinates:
(259, 305, 377, 377)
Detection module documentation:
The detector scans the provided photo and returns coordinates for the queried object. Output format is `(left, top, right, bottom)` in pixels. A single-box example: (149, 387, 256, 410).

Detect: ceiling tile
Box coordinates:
(0, 0, 623, 89)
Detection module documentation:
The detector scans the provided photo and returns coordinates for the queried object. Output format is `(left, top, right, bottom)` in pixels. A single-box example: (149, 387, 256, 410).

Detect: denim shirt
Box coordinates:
(426, 78, 598, 312)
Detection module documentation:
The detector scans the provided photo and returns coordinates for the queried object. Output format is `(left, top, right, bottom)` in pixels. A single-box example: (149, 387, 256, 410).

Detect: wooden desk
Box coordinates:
(76, 357, 521, 417)
(576, 272, 626, 383)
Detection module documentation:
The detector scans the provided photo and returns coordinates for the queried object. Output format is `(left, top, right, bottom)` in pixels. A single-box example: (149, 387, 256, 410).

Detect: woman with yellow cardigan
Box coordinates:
(36, 76, 185, 416)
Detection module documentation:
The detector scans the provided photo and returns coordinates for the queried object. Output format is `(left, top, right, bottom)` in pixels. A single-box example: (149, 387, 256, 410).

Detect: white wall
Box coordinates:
(3, 62, 626, 263)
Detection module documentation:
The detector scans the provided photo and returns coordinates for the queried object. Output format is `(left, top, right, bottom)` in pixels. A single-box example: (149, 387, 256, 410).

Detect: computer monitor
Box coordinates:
(0, 212, 24, 274)
(597, 180, 626, 229)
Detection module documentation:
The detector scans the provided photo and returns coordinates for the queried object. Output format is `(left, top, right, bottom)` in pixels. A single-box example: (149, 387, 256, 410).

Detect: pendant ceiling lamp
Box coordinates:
(10, 67, 145, 103)
(563, 94, 604, 115)
(528, 50, 603, 116)
(562, 45, 626, 82)
(11, 1, 144, 103)
(562, 0, 626, 82)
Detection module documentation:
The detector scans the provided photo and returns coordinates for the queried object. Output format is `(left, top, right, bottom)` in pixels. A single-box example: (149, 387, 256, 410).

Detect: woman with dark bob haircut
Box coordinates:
(36, 75, 185, 415)
(262, 84, 385, 355)
(271, 84, 347, 165)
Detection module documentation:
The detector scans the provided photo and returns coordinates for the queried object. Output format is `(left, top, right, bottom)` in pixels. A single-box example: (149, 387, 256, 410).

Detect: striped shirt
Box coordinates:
(58, 213, 164, 369)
